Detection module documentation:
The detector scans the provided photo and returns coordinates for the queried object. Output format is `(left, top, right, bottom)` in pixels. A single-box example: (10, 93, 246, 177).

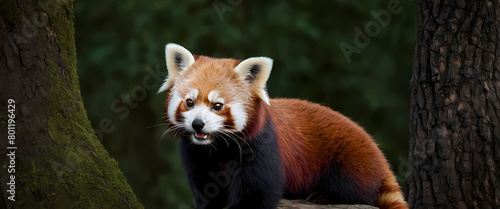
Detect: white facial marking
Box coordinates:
(228, 102, 248, 131)
(185, 88, 199, 100)
(168, 90, 182, 124)
(182, 104, 225, 133)
(208, 91, 225, 104)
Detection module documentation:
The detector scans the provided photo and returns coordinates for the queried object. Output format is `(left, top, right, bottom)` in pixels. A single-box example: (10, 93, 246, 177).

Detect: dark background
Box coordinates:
(74, 1, 416, 208)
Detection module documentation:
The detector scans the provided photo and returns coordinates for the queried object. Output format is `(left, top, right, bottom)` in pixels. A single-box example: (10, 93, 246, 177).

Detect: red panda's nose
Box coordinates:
(192, 119, 205, 132)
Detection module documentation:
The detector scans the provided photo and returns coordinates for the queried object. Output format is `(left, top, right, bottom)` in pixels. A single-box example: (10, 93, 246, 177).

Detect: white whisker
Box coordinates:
(218, 130, 243, 164)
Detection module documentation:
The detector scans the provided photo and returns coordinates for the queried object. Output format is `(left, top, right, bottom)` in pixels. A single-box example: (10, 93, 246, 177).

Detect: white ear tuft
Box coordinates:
(234, 57, 273, 106)
(258, 89, 271, 106)
(158, 43, 195, 93)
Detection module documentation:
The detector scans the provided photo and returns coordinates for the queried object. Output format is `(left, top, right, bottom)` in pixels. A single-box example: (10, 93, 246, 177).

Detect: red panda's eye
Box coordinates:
(213, 103, 223, 111)
(186, 99, 194, 108)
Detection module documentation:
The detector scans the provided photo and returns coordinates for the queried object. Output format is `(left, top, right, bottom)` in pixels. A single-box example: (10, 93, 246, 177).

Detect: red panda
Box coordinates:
(158, 43, 408, 209)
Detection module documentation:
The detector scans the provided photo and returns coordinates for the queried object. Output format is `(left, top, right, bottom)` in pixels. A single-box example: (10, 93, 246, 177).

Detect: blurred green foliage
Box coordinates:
(75, 0, 415, 208)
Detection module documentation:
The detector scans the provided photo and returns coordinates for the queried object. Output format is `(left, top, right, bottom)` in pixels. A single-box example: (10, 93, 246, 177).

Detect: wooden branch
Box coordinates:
(278, 199, 378, 209)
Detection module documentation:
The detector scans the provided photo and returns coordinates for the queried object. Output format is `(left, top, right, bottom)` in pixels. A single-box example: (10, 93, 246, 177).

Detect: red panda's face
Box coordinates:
(158, 44, 273, 145)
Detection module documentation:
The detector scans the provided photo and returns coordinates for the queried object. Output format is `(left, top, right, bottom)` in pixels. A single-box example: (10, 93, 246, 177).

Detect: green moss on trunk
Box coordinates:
(0, 0, 143, 208)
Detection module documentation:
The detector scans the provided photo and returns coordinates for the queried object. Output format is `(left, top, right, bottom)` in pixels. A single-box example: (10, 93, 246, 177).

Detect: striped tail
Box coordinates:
(375, 175, 408, 209)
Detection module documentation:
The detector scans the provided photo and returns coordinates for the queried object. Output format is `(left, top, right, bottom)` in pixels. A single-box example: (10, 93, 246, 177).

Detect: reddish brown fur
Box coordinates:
(168, 56, 251, 130)
(375, 176, 408, 209)
(243, 96, 270, 139)
(165, 55, 407, 208)
(240, 98, 408, 208)
(174, 56, 246, 108)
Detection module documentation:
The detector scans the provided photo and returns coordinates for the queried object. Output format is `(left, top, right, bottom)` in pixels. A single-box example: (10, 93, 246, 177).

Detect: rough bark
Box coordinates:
(408, 0, 500, 208)
(0, 0, 142, 208)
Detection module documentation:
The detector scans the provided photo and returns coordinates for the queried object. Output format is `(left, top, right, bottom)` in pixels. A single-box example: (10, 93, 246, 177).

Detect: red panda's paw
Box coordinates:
(306, 191, 331, 204)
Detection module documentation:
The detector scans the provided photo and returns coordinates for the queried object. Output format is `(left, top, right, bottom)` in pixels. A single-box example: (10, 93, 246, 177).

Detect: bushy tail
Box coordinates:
(375, 175, 408, 209)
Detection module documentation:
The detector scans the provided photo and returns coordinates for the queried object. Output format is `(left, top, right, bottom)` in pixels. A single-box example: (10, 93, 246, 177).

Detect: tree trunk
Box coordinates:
(0, 0, 142, 208)
(408, 0, 500, 208)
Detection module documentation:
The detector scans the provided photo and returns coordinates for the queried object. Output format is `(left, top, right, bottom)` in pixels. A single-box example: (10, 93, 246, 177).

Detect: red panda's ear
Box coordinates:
(234, 57, 273, 106)
(158, 43, 195, 93)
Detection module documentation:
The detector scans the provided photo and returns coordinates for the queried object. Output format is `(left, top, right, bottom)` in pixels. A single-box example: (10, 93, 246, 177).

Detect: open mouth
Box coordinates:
(194, 132, 209, 140)
(191, 132, 212, 145)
